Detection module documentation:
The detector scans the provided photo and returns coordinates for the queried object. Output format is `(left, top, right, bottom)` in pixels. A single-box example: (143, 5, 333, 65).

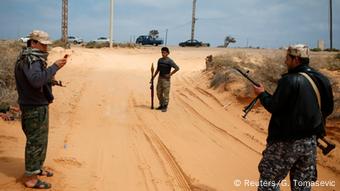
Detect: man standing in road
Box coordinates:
(253, 44, 333, 191)
(152, 47, 180, 112)
(15, 30, 67, 189)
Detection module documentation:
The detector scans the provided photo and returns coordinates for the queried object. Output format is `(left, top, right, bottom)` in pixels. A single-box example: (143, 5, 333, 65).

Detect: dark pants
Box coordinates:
(258, 136, 317, 191)
(21, 105, 49, 176)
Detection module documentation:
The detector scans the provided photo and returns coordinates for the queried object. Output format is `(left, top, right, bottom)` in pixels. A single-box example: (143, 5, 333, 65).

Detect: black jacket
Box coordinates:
(15, 58, 59, 106)
(259, 64, 334, 143)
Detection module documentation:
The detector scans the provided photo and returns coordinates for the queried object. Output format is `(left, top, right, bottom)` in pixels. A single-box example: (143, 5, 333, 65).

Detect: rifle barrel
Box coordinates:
(234, 68, 260, 87)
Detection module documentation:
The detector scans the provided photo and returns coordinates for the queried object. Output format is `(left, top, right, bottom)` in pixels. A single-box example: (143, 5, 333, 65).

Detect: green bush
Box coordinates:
(324, 48, 339, 52)
(310, 48, 322, 52)
(0, 40, 22, 105)
(336, 53, 340, 60)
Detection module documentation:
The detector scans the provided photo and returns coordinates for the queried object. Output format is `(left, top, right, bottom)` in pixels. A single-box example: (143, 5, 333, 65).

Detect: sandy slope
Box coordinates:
(0, 47, 338, 191)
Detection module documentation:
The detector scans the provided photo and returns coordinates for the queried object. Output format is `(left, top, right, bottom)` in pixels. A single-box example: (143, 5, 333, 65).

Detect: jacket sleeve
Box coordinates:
(23, 61, 59, 88)
(259, 76, 295, 114)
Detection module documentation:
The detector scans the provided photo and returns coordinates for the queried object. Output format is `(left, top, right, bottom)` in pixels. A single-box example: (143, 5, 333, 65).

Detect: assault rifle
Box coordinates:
(150, 63, 155, 109)
(234, 67, 261, 119)
(234, 67, 336, 156)
(51, 79, 66, 87)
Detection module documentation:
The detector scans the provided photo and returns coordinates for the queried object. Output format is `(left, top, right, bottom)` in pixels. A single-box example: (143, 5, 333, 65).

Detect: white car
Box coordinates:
(68, 36, 83, 44)
(19, 36, 30, 43)
(94, 37, 110, 43)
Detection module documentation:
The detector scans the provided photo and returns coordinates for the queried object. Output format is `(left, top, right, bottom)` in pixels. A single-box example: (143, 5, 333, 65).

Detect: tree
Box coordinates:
(149, 30, 159, 39)
(224, 36, 236, 48)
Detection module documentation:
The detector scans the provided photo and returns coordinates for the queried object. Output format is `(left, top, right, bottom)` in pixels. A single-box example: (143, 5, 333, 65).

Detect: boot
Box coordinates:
(161, 105, 168, 112)
(156, 105, 163, 110)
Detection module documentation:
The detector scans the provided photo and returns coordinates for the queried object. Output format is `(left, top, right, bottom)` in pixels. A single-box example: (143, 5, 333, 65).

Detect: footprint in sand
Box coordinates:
(0, 135, 18, 142)
(54, 157, 82, 168)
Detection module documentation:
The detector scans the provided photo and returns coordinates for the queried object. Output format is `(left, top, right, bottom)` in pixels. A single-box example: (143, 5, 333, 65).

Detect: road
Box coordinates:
(0, 47, 338, 191)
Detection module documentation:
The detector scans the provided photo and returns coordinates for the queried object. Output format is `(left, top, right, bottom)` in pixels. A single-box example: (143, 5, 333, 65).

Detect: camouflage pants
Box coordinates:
(157, 77, 171, 106)
(21, 105, 49, 176)
(258, 136, 317, 191)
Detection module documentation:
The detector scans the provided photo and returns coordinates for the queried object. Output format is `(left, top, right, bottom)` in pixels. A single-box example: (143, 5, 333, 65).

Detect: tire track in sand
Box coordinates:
(175, 94, 260, 155)
(129, 96, 192, 191)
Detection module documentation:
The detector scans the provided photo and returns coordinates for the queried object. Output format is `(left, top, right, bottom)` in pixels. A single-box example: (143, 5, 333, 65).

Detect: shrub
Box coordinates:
(0, 40, 22, 105)
(336, 53, 340, 60)
(310, 48, 322, 52)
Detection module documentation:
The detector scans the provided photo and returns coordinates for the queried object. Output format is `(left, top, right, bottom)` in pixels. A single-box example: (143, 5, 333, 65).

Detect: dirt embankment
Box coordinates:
(204, 48, 340, 176)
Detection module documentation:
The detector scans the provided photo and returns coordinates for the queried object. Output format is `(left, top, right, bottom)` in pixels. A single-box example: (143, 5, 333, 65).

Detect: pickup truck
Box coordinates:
(136, 35, 163, 46)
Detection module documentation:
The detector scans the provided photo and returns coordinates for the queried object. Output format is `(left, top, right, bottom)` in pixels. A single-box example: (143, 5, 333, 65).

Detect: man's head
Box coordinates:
(285, 44, 310, 69)
(27, 30, 52, 52)
(161, 47, 170, 58)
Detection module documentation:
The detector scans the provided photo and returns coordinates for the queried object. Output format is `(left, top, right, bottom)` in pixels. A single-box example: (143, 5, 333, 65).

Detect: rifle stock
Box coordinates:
(317, 137, 336, 155)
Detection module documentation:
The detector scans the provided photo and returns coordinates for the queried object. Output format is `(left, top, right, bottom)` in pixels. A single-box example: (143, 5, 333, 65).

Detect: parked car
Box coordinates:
(136, 35, 163, 46)
(94, 37, 110, 43)
(19, 36, 30, 43)
(68, 36, 83, 44)
(179, 39, 210, 47)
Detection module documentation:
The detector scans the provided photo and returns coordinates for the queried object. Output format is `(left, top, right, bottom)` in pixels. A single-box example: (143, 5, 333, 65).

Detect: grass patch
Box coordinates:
(0, 40, 22, 105)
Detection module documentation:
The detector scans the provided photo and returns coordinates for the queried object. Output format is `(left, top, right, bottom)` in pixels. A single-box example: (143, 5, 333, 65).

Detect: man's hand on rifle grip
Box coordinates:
(253, 83, 265, 96)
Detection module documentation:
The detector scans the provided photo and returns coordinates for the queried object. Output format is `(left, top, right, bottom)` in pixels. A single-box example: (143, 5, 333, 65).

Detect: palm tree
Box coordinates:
(149, 30, 159, 39)
(224, 36, 236, 48)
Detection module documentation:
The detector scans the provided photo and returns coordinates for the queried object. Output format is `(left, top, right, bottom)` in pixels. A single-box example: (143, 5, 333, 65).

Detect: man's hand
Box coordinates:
(253, 83, 265, 96)
(54, 58, 67, 69)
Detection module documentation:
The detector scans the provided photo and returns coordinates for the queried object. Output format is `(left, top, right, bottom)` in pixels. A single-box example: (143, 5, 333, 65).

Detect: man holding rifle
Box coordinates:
(152, 47, 179, 112)
(15, 30, 67, 189)
(253, 44, 334, 191)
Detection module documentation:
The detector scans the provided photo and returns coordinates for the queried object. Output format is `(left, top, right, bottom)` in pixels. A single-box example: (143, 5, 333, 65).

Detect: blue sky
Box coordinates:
(0, 0, 339, 48)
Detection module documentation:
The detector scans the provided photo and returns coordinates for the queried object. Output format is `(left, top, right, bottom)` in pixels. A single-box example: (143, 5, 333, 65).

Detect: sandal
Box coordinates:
(38, 169, 54, 177)
(26, 179, 51, 189)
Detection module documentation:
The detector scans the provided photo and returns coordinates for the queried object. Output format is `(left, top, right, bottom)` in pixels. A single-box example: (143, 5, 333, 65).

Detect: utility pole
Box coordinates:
(191, 0, 197, 41)
(329, 0, 333, 50)
(165, 29, 168, 46)
(61, 0, 68, 44)
(109, 0, 114, 48)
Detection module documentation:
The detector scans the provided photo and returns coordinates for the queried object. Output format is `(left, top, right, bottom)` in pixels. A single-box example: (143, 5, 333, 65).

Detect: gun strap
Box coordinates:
(299, 72, 321, 108)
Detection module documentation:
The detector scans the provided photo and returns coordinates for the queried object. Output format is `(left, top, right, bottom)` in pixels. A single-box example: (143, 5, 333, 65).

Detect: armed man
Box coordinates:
(152, 47, 180, 112)
(253, 44, 334, 191)
(15, 30, 67, 189)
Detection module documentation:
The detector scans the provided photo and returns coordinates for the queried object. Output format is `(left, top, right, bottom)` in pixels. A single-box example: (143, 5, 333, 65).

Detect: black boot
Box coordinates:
(161, 105, 168, 112)
(156, 105, 163, 110)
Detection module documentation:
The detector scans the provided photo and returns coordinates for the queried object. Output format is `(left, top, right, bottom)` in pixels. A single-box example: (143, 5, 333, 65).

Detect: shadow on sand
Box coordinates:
(0, 156, 24, 181)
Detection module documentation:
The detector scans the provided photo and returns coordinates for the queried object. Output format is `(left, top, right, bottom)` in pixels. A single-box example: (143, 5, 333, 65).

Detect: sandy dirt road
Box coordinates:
(0, 47, 339, 191)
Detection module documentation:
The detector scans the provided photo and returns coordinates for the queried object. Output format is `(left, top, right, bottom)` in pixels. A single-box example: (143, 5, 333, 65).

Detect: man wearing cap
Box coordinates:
(152, 47, 180, 112)
(253, 44, 333, 191)
(15, 30, 67, 189)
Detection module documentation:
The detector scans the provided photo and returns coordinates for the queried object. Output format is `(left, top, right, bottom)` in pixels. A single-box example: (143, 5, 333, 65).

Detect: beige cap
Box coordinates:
(287, 44, 310, 58)
(29, 30, 52, 45)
